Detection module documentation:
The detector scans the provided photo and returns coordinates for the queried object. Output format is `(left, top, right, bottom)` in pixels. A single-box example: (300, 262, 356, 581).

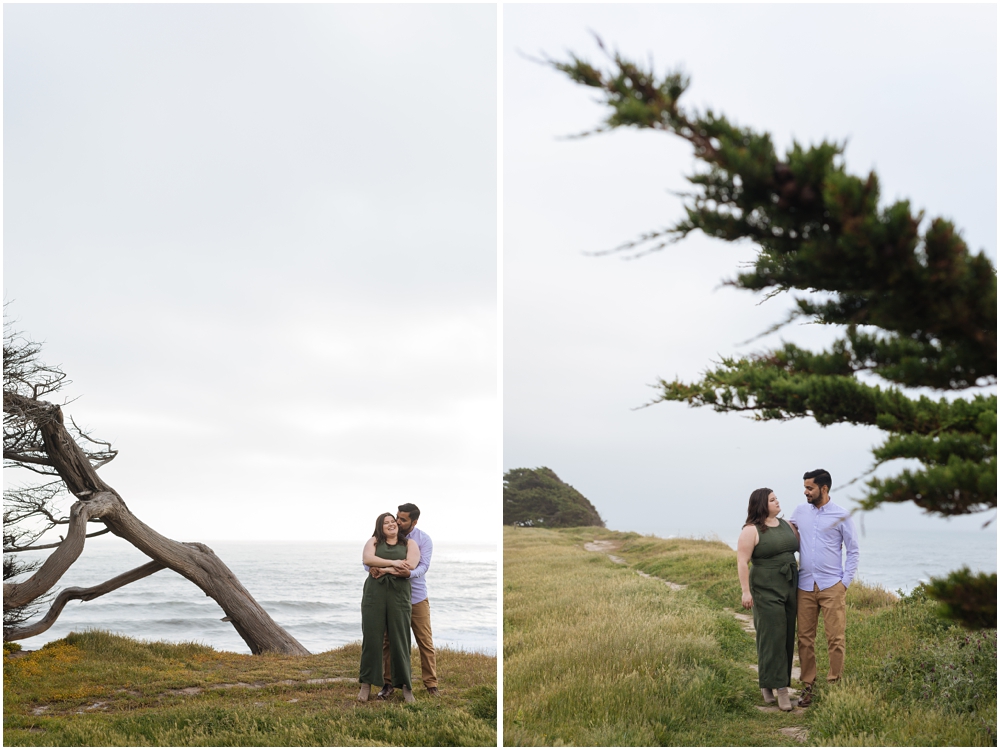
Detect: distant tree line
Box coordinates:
(504, 467, 605, 528)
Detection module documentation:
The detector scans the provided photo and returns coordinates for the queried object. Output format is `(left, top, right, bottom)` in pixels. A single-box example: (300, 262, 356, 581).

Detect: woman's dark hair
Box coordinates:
(373, 512, 407, 547)
(744, 488, 774, 534)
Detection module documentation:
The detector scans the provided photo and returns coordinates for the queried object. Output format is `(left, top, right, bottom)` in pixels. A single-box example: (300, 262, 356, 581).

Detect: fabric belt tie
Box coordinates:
(752, 555, 798, 584)
(778, 561, 797, 585)
(374, 572, 406, 589)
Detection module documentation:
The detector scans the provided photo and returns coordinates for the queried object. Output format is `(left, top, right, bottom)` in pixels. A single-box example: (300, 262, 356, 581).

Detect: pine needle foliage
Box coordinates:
(551, 38, 997, 627)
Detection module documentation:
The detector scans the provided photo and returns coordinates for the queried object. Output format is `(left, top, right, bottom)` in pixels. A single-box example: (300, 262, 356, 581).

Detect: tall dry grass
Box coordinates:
(504, 526, 996, 747)
(505, 527, 795, 745)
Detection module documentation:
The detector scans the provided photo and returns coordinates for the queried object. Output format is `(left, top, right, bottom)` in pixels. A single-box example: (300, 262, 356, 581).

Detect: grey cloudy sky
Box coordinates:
(503, 4, 997, 544)
(4, 4, 497, 542)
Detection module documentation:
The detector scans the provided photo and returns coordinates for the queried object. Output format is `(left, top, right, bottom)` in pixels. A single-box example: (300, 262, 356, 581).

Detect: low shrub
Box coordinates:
(881, 628, 997, 713)
(845, 578, 897, 611)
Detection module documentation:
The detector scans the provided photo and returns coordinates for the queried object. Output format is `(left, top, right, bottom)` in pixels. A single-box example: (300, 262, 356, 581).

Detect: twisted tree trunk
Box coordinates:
(3, 395, 310, 655)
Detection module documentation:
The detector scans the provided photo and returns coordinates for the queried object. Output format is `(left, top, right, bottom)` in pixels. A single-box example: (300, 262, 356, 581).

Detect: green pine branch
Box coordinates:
(552, 38, 998, 625)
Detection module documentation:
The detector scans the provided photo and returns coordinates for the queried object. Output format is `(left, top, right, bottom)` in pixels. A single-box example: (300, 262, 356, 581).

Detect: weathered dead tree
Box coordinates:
(3, 318, 309, 655)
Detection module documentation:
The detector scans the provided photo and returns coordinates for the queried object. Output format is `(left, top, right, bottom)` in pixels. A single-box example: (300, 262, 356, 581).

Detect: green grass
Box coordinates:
(3, 630, 496, 746)
(503, 526, 996, 746)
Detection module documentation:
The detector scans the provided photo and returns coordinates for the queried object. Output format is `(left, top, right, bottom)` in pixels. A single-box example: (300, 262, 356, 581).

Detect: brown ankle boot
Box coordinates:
(798, 682, 813, 708)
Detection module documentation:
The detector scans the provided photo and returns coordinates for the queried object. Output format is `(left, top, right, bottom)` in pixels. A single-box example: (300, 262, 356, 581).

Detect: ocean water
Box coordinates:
(714, 526, 996, 594)
(13, 540, 496, 656)
(848, 527, 996, 594)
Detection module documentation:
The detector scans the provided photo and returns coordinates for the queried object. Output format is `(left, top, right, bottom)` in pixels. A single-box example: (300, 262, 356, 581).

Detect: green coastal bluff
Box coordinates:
(503, 467, 605, 528)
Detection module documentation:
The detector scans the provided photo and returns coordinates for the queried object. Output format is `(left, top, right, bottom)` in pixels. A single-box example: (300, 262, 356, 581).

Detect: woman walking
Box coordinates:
(358, 512, 421, 702)
(737, 488, 799, 711)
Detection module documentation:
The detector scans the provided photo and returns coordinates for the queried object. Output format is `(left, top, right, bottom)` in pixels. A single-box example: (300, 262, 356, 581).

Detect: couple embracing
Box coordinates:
(737, 469, 860, 712)
(357, 503, 439, 703)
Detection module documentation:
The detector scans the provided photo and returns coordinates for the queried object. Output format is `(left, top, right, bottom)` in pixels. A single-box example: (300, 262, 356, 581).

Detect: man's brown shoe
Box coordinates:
(798, 682, 813, 708)
(375, 683, 394, 700)
(426, 687, 441, 697)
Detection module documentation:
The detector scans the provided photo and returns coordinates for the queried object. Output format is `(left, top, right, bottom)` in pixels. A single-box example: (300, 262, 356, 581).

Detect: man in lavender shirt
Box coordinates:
(368, 503, 438, 699)
(789, 469, 859, 708)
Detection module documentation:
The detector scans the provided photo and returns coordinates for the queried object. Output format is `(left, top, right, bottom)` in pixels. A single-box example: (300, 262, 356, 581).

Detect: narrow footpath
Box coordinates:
(585, 539, 810, 743)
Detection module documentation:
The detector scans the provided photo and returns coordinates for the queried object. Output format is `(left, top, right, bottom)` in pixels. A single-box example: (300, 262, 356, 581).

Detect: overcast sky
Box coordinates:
(503, 4, 997, 545)
(4, 5, 997, 554)
(4, 4, 498, 543)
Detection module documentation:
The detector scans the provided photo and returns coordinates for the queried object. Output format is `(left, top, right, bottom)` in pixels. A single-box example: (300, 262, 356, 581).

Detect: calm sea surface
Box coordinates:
(14, 540, 496, 655)
(11, 528, 994, 654)
(715, 526, 996, 594)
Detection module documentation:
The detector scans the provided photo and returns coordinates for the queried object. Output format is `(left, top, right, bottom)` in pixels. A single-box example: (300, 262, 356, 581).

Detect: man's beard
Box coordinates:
(807, 494, 821, 505)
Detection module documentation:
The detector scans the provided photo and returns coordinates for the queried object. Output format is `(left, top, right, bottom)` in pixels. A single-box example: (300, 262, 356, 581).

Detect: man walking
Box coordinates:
(789, 469, 859, 708)
(372, 503, 439, 698)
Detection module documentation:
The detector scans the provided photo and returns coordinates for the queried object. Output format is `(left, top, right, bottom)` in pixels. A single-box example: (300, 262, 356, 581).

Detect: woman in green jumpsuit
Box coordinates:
(359, 512, 421, 703)
(736, 488, 799, 711)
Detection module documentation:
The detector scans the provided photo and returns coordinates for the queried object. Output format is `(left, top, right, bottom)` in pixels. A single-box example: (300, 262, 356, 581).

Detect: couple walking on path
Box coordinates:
(737, 469, 860, 712)
(357, 503, 439, 703)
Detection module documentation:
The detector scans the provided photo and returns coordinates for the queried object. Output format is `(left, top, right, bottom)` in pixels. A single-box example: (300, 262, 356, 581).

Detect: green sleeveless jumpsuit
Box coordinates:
(749, 518, 799, 689)
(359, 541, 412, 688)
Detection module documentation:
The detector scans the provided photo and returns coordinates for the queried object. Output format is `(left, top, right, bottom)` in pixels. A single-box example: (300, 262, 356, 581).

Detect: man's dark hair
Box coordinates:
(803, 469, 832, 491)
(397, 503, 421, 521)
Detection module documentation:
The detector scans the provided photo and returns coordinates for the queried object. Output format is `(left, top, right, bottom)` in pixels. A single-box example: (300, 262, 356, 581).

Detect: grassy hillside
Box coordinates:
(4, 631, 496, 746)
(504, 526, 996, 746)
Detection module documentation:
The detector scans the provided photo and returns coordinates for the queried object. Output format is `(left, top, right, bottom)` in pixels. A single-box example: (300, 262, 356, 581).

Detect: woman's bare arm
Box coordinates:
(362, 537, 403, 567)
(736, 524, 758, 609)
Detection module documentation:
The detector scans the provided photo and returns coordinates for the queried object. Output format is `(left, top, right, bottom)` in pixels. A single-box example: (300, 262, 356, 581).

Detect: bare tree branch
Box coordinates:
(4, 560, 166, 641)
(3, 312, 308, 655)
(4, 527, 111, 553)
(3, 451, 52, 466)
(3, 492, 116, 609)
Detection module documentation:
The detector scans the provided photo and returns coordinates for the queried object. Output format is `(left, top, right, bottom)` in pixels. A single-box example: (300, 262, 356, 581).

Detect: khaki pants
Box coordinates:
(382, 597, 437, 688)
(797, 581, 846, 685)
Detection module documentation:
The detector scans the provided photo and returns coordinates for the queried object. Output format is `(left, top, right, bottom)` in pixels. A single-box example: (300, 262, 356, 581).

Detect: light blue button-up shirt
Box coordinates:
(404, 527, 432, 605)
(789, 500, 860, 592)
(363, 526, 433, 605)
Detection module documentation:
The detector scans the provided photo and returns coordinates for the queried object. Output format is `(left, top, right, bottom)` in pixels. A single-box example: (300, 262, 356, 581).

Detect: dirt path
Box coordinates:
(724, 605, 806, 725)
(584, 541, 687, 589)
(29, 674, 358, 716)
(588, 540, 810, 740)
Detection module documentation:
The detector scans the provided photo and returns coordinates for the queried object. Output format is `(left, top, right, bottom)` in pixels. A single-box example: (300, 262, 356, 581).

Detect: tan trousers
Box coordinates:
(382, 597, 437, 688)
(797, 581, 846, 685)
